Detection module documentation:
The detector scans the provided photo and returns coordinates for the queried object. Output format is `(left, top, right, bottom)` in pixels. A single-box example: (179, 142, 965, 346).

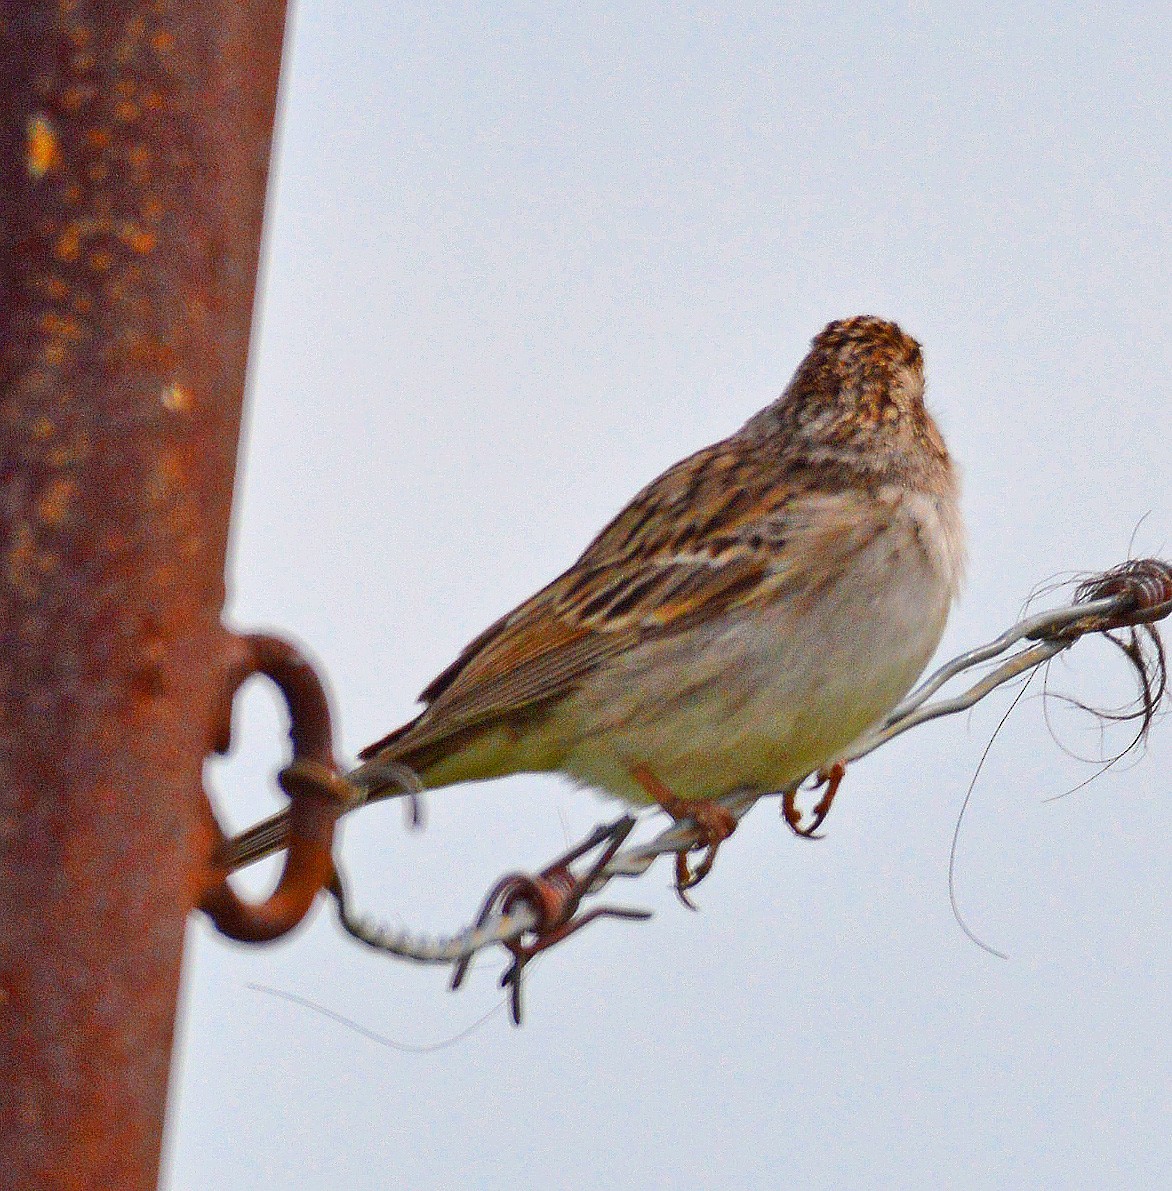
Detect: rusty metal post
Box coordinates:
(0, 3, 290, 1187)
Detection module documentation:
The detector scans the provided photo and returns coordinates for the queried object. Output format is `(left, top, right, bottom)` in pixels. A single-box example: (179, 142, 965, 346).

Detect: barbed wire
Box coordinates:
(328, 558, 1172, 1022)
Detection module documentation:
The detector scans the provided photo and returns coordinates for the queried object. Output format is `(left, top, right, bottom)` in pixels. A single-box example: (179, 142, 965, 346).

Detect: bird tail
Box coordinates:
(216, 809, 294, 872)
(216, 755, 423, 873)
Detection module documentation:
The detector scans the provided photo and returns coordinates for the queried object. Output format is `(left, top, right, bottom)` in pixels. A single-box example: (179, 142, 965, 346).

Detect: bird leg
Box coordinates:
(782, 760, 846, 839)
(629, 762, 737, 907)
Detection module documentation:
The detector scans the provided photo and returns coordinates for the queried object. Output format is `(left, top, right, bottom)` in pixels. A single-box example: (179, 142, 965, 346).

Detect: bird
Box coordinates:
(221, 315, 965, 898)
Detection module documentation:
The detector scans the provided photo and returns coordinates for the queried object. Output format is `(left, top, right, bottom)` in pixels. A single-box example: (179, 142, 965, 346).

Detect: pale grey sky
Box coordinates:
(167, 4, 1170, 1188)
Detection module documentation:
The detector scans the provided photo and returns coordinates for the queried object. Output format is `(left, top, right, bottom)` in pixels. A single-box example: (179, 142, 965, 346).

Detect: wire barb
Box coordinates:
(452, 816, 651, 1023)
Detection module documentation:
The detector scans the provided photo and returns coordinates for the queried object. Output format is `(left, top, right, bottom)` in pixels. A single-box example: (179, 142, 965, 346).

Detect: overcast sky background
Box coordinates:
(165, 4, 1170, 1188)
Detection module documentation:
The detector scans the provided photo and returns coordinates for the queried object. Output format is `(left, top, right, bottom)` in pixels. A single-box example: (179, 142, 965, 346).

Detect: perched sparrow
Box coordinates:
(224, 316, 964, 896)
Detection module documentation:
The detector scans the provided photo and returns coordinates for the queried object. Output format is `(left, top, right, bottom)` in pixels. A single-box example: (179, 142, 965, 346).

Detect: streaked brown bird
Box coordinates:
(223, 316, 964, 895)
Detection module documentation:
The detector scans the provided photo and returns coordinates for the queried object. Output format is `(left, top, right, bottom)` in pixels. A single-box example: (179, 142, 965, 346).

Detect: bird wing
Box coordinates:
(361, 439, 889, 760)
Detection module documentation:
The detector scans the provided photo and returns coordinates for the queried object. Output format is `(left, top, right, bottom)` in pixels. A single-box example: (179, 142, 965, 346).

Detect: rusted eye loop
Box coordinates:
(200, 633, 357, 942)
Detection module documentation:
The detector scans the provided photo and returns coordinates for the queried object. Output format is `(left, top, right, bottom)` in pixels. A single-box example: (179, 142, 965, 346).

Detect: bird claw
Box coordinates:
(673, 838, 723, 908)
(627, 762, 739, 905)
(782, 761, 845, 839)
(669, 801, 737, 906)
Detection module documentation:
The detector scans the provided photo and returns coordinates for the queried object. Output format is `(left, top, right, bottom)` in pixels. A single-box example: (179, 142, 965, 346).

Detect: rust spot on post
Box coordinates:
(26, 112, 61, 177)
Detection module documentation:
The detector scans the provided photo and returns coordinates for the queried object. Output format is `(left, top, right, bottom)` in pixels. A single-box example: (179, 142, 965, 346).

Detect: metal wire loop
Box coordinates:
(200, 633, 357, 942)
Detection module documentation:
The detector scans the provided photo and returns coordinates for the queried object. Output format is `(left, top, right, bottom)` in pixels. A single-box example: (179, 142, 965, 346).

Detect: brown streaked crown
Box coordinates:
(743, 315, 951, 488)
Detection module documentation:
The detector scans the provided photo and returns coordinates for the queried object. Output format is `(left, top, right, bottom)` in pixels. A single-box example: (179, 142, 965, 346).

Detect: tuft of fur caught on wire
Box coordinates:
(1051, 559, 1172, 756)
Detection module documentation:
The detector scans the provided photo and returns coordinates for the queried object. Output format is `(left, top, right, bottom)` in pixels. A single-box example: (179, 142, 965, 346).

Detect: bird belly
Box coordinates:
(559, 492, 960, 804)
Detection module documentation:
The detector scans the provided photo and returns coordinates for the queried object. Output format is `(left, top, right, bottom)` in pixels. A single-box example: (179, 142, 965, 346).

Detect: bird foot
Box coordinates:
(782, 761, 846, 839)
(629, 763, 738, 907)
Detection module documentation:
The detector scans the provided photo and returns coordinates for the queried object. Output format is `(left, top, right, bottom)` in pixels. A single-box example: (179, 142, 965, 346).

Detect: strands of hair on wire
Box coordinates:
(247, 982, 506, 1054)
(948, 669, 1037, 961)
(949, 560, 1170, 959)
(1039, 563, 1168, 800)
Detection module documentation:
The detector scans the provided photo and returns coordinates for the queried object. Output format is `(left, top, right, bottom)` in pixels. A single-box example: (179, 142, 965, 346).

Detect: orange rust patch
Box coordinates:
(150, 29, 175, 53)
(161, 383, 192, 413)
(32, 417, 55, 441)
(49, 222, 77, 259)
(26, 114, 62, 179)
(156, 451, 186, 487)
(87, 248, 113, 272)
(151, 561, 177, 591)
(178, 528, 203, 558)
(37, 479, 76, 526)
(141, 194, 164, 221)
(85, 127, 111, 150)
(39, 311, 85, 341)
(122, 334, 178, 372)
(123, 225, 156, 254)
(114, 99, 139, 123)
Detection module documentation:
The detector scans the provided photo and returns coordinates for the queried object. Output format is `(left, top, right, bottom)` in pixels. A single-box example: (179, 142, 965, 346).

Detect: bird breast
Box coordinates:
(560, 484, 965, 804)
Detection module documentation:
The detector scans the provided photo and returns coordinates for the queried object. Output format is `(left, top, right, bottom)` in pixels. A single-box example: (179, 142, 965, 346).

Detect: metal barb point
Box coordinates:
(449, 815, 652, 1023)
